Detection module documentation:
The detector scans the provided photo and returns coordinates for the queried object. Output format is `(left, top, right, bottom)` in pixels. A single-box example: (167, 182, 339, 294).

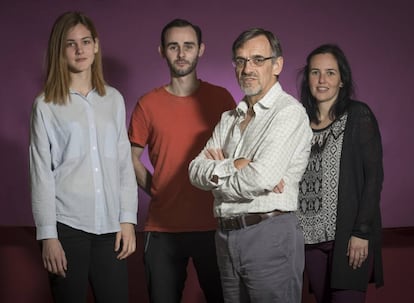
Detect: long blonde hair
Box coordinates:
(43, 12, 106, 104)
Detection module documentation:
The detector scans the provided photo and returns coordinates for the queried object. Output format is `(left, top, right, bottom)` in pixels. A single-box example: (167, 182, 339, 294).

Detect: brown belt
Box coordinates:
(218, 210, 290, 231)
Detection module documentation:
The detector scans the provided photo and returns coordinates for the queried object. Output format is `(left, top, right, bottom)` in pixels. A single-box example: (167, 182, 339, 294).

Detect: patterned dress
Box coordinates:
(297, 113, 348, 244)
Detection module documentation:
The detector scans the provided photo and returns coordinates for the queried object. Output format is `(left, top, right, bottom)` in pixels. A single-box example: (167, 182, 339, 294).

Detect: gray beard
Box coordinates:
(241, 85, 262, 97)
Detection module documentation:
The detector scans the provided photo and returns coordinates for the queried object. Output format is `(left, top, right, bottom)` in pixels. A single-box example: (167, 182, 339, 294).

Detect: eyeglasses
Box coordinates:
(232, 56, 275, 69)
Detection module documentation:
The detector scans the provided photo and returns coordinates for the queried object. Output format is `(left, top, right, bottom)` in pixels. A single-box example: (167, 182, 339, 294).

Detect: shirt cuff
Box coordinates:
(36, 225, 58, 240)
(120, 211, 137, 225)
(212, 158, 237, 186)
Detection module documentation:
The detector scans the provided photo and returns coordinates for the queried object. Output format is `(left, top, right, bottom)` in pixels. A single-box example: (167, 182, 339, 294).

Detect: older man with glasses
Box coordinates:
(189, 28, 312, 302)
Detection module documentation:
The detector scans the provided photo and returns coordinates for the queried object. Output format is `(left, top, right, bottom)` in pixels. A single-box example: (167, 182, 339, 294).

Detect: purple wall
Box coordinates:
(1, 0, 412, 228)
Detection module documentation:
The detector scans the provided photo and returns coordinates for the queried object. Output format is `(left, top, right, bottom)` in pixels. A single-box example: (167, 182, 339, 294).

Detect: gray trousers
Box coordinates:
(215, 213, 304, 303)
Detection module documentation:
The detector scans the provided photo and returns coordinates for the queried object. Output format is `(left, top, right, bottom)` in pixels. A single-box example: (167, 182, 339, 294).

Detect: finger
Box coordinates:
(217, 149, 225, 160)
(117, 238, 130, 259)
(57, 263, 66, 277)
(62, 253, 68, 272)
(49, 258, 63, 276)
(209, 149, 219, 160)
(357, 254, 366, 268)
(57, 252, 67, 277)
(273, 185, 281, 193)
(124, 242, 134, 259)
(352, 257, 359, 270)
(45, 259, 54, 274)
(43, 258, 48, 271)
(50, 258, 59, 275)
(116, 232, 131, 259)
(117, 247, 125, 259)
(131, 239, 136, 254)
(124, 236, 137, 259)
(276, 184, 283, 192)
(348, 250, 356, 267)
(204, 149, 214, 159)
(114, 231, 122, 252)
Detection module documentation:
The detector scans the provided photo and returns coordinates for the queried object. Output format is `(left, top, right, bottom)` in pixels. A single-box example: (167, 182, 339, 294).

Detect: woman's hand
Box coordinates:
(347, 236, 369, 269)
(115, 223, 136, 260)
(42, 238, 67, 277)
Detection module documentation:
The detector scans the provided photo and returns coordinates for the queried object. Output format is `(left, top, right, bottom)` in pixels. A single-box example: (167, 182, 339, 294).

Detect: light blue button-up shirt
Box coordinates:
(30, 86, 138, 240)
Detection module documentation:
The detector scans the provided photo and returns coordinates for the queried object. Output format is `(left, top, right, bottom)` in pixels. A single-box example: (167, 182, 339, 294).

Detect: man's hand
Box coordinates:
(347, 236, 369, 269)
(42, 238, 67, 277)
(115, 223, 136, 260)
(205, 149, 225, 183)
(205, 148, 225, 160)
(273, 179, 285, 193)
(234, 158, 251, 170)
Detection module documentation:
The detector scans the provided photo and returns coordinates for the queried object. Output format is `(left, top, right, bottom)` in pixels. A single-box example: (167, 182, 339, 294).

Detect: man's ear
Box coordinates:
(273, 56, 284, 76)
(198, 43, 205, 57)
(158, 45, 165, 58)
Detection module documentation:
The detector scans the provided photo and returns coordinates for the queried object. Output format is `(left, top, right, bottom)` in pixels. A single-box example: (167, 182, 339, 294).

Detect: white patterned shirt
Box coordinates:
(30, 86, 138, 240)
(297, 113, 347, 244)
(189, 82, 312, 217)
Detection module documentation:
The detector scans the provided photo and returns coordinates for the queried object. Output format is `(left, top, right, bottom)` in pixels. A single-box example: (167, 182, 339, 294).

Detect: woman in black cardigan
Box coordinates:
(297, 44, 384, 303)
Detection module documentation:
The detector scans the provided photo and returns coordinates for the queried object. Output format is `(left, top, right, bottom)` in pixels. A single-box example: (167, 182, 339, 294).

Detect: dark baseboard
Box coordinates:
(1, 225, 413, 247)
(382, 226, 414, 247)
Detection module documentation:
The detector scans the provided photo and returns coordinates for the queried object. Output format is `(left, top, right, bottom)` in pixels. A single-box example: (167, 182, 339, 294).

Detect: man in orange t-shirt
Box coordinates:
(128, 19, 235, 303)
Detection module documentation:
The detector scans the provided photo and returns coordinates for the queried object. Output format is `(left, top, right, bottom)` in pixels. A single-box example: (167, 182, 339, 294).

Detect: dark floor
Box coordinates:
(1, 226, 413, 303)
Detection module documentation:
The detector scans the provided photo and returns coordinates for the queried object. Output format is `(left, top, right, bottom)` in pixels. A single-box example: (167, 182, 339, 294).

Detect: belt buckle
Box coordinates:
(233, 216, 244, 230)
(221, 215, 244, 231)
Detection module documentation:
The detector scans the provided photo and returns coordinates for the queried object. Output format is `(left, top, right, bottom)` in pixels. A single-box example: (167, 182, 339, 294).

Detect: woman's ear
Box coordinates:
(94, 38, 99, 54)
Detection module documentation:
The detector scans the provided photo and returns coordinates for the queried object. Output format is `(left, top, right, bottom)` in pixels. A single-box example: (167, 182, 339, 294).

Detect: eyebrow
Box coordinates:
(166, 41, 196, 47)
(310, 68, 338, 71)
(66, 36, 93, 41)
(235, 54, 270, 58)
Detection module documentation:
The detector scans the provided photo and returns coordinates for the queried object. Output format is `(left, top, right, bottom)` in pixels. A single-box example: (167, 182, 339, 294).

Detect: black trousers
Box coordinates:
(49, 223, 128, 303)
(144, 231, 224, 303)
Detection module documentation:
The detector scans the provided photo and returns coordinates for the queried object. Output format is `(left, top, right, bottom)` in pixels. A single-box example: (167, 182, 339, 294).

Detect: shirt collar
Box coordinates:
(236, 82, 282, 116)
(69, 88, 97, 98)
(69, 88, 96, 95)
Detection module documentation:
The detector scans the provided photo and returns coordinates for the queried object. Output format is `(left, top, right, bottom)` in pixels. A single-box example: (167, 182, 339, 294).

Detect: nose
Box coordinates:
(75, 43, 84, 55)
(177, 47, 184, 58)
(241, 60, 255, 74)
(318, 73, 326, 83)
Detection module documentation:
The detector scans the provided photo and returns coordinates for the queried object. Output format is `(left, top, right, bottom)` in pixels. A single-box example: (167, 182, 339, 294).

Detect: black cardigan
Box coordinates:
(332, 100, 384, 291)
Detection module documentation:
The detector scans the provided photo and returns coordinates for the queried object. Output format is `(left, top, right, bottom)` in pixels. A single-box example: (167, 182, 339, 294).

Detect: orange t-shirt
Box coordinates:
(128, 81, 235, 232)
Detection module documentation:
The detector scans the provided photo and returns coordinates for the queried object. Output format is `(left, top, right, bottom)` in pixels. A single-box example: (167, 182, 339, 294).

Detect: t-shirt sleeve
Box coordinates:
(128, 100, 149, 147)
